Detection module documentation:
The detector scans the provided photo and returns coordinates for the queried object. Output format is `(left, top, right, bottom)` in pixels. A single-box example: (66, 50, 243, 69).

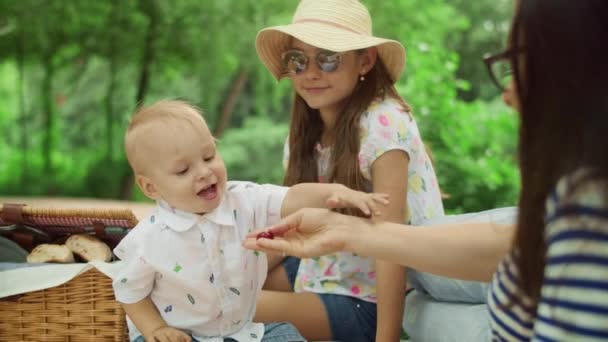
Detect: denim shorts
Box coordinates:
(283, 257, 377, 342)
(132, 322, 305, 342)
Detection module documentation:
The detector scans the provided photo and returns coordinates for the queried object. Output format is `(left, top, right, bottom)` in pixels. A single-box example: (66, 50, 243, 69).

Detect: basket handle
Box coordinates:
(0, 203, 26, 224)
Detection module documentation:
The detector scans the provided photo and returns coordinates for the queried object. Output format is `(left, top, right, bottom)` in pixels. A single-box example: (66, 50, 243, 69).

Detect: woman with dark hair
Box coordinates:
(246, 0, 608, 340)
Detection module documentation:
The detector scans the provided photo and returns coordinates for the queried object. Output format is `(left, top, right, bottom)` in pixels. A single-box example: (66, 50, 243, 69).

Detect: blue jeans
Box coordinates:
(404, 270, 491, 342)
(132, 322, 305, 342)
(402, 207, 517, 342)
(229, 322, 306, 342)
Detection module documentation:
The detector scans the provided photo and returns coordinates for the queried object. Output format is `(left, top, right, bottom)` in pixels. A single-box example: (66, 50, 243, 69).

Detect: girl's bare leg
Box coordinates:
(255, 291, 332, 341)
(258, 256, 333, 340)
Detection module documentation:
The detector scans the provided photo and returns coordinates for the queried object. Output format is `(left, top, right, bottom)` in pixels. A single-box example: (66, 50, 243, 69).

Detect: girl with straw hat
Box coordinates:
(255, 0, 444, 341)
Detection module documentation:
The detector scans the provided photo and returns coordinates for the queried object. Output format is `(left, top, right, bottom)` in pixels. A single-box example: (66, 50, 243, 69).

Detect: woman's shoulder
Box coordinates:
(545, 169, 608, 238)
(548, 169, 608, 212)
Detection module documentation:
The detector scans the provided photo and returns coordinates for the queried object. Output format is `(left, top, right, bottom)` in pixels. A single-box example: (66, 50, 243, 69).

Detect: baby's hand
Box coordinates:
(326, 186, 389, 216)
(147, 326, 192, 342)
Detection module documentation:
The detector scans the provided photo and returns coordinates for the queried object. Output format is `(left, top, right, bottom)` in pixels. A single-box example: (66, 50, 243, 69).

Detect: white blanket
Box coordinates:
(0, 260, 124, 298)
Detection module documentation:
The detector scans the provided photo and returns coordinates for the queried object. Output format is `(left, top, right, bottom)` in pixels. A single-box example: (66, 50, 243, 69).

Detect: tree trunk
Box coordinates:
(213, 67, 249, 138)
(16, 15, 28, 187)
(105, 0, 119, 161)
(134, 0, 159, 107)
(120, 0, 160, 200)
(42, 54, 55, 177)
(105, 57, 116, 160)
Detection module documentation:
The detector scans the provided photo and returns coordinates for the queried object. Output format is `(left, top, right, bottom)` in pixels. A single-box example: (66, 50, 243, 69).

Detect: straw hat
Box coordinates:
(255, 0, 406, 83)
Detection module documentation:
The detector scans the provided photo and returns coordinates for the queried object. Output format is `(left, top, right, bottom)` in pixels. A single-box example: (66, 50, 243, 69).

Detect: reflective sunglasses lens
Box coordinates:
(316, 51, 341, 72)
(282, 51, 308, 74)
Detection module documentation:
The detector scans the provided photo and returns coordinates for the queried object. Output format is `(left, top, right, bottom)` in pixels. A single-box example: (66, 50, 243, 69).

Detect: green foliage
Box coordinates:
(0, 0, 519, 213)
(445, 0, 513, 101)
(219, 117, 289, 184)
(431, 99, 519, 213)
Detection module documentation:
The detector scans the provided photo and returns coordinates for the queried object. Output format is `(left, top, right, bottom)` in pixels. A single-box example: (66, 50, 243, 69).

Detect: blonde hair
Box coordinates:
(125, 100, 207, 173)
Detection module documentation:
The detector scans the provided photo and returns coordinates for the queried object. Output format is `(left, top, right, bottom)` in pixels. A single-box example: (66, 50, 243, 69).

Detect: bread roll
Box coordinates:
(65, 234, 113, 262)
(27, 244, 75, 263)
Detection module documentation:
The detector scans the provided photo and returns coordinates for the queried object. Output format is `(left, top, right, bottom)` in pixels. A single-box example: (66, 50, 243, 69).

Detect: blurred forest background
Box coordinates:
(0, 0, 517, 213)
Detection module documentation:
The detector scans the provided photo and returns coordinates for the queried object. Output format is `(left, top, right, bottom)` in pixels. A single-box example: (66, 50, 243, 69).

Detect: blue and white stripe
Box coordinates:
(488, 173, 608, 341)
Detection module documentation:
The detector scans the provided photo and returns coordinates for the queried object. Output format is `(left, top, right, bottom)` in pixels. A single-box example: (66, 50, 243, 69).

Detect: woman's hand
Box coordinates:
(243, 208, 361, 258)
(146, 326, 191, 342)
(326, 186, 389, 216)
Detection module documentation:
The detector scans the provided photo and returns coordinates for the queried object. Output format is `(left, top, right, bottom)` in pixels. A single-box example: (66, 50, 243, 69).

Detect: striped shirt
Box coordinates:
(488, 171, 608, 341)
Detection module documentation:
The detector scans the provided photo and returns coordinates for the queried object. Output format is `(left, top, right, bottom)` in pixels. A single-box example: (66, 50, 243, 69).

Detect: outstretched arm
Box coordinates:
(244, 208, 514, 282)
(351, 219, 514, 282)
(280, 183, 388, 218)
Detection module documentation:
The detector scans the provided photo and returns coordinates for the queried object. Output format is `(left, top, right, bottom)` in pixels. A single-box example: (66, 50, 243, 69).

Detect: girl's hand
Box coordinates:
(326, 186, 389, 216)
(147, 326, 192, 342)
(243, 208, 360, 258)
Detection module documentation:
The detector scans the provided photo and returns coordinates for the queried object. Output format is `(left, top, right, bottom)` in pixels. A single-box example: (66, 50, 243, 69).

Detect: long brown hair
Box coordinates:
(510, 0, 608, 306)
(283, 55, 411, 196)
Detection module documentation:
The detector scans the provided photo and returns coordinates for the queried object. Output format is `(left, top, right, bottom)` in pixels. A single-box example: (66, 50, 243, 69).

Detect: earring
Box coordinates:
(359, 75, 365, 82)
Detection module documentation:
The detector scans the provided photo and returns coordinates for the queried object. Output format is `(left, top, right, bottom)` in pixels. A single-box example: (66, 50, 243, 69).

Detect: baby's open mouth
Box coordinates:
(197, 184, 218, 200)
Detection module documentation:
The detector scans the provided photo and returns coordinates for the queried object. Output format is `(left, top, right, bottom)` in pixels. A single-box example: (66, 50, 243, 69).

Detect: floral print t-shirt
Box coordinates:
(283, 96, 445, 302)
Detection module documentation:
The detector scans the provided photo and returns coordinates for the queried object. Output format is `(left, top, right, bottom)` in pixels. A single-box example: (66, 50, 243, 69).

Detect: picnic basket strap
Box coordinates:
(1, 203, 35, 250)
(93, 220, 107, 239)
(0, 203, 26, 224)
(12, 232, 34, 251)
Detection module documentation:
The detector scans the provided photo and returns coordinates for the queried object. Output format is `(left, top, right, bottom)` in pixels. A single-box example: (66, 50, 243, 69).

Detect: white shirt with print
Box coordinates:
(112, 181, 288, 342)
(283, 96, 444, 302)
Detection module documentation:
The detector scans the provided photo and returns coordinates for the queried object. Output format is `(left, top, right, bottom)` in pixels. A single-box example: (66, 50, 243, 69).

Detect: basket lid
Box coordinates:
(0, 203, 138, 228)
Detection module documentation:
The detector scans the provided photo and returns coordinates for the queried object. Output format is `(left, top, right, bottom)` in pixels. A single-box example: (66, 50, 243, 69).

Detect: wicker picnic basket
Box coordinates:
(0, 203, 138, 342)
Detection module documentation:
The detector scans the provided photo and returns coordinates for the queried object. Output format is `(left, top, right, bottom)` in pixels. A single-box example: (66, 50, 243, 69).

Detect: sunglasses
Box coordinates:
(281, 49, 344, 76)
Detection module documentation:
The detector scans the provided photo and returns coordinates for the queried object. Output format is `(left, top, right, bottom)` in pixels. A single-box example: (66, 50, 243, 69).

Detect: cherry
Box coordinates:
(256, 231, 274, 240)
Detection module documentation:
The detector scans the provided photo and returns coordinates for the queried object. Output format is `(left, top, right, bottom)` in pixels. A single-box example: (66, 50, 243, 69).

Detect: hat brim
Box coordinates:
(256, 23, 406, 83)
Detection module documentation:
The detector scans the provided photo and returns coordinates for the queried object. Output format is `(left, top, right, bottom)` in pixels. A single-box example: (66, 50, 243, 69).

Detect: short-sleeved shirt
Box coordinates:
(112, 181, 288, 342)
(284, 96, 445, 302)
(488, 171, 608, 341)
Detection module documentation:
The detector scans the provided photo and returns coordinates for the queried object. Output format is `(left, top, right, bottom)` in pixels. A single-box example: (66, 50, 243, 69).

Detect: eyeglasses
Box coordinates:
(484, 50, 514, 92)
(281, 49, 344, 76)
